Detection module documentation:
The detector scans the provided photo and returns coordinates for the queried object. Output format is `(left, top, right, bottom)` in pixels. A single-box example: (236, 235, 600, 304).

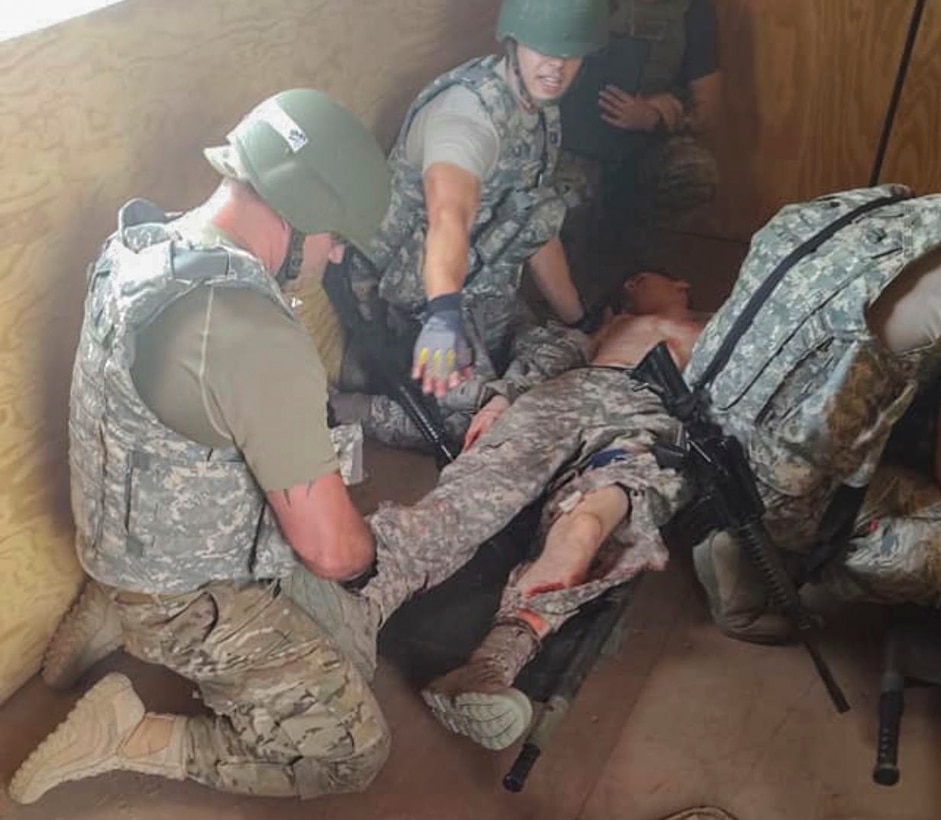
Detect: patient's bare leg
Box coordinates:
(421, 485, 629, 750)
(512, 485, 629, 636)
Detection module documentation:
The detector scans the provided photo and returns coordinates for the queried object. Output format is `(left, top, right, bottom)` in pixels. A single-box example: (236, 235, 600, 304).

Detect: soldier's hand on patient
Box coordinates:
(412, 293, 474, 397)
(598, 85, 661, 132)
(463, 395, 510, 451)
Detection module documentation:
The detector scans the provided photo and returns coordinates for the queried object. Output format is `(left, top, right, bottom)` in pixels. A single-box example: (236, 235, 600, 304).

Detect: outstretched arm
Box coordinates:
(421, 162, 481, 299)
(412, 162, 481, 397)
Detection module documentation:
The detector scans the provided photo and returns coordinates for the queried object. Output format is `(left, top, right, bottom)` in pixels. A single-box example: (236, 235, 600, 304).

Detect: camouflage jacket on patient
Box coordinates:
(350, 55, 567, 380)
(686, 184, 941, 550)
(69, 200, 303, 594)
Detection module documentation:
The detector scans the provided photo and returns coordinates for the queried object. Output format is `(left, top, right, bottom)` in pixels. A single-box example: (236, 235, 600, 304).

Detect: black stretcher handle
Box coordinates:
(873, 628, 904, 787)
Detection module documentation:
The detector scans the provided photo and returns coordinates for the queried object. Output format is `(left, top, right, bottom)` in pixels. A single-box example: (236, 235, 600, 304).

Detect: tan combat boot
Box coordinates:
(692, 531, 793, 645)
(42, 581, 124, 690)
(9, 673, 187, 804)
(421, 619, 540, 751)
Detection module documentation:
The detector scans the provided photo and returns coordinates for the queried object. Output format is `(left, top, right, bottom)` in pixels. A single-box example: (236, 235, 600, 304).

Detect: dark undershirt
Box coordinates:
(679, 0, 720, 85)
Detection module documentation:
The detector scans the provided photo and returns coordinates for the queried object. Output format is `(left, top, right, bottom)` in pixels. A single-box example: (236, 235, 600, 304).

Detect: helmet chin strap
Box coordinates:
(506, 40, 548, 113)
(276, 226, 306, 287)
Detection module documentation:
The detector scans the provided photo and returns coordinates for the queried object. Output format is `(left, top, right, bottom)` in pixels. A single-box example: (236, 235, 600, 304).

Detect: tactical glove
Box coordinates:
(568, 301, 605, 334)
(412, 293, 474, 391)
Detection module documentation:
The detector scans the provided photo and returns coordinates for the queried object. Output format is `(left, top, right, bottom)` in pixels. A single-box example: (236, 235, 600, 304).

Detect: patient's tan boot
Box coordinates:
(9, 673, 187, 804)
(692, 532, 793, 645)
(42, 581, 124, 690)
(421, 619, 540, 750)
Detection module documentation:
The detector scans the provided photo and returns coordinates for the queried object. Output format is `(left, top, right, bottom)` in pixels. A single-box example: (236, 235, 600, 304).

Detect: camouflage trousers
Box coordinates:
(345, 319, 589, 454)
(363, 367, 685, 634)
(629, 134, 720, 227)
(361, 388, 476, 453)
(556, 135, 719, 220)
(558, 135, 718, 297)
(336, 311, 487, 452)
(818, 465, 941, 606)
(112, 575, 389, 798)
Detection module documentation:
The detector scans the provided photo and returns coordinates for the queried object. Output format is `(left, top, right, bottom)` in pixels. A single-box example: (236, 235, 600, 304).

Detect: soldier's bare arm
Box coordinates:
(267, 475, 375, 581)
(686, 71, 721, 135)
(421, 162, 481, 298)
(527, 237, 584, 325)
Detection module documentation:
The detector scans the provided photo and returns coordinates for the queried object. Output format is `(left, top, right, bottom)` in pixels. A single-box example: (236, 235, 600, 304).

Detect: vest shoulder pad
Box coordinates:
(170, 245, 231, 282)
(118, 199, 172, 234)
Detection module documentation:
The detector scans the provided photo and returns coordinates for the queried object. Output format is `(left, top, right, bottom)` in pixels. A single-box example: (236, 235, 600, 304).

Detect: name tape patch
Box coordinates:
(238, 99, 309, 153)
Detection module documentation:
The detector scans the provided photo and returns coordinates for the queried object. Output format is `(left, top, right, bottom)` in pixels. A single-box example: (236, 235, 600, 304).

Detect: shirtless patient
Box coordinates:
(363, 271, 707, 751)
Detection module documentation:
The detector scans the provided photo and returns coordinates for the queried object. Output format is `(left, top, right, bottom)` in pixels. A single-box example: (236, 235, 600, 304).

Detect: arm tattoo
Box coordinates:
(281, 481, 317, 507)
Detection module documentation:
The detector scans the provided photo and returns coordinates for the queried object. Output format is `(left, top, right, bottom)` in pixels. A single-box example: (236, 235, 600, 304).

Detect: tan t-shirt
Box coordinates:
(130, 284, 338, 492)
(405, 59, 535, 179)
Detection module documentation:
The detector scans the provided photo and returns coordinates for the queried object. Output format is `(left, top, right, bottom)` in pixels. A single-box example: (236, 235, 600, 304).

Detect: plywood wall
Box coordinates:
(880, 0, 941, 193)
(0, 0, 500, 704)
(707, 0, 915, 239)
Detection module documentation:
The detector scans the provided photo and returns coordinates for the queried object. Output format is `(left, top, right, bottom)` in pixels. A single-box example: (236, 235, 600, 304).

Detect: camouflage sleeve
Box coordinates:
(362, 394, 473, 452)
(480, 320, 589, 406)
(346, 247, 385, 325)
(882, 375, 941, 477)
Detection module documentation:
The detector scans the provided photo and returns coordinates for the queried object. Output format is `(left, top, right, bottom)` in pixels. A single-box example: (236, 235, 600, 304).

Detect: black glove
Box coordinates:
(412, 293, 474, 383)
(568, 301, 605, 334)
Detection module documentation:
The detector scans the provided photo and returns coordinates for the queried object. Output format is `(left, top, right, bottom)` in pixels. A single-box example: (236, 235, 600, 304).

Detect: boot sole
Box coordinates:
(9, 673, 140, 804)
(421, 687, 532, 751)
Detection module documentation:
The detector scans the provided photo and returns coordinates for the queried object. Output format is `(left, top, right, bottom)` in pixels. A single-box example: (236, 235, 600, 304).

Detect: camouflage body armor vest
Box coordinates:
(610, 0, 692, 95)
(686, 185, 941, 550)
(70, 200, 298, 594)
(363, 56, 566, 375)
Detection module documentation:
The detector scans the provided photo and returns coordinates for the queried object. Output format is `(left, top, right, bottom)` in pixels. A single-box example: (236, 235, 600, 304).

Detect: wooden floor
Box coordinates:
(3, 530, 940, 820)
(3, 233, 941, 820)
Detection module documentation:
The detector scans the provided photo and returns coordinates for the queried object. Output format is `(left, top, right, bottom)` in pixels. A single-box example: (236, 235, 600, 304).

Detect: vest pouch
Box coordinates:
(124, 452, 264, 578)
(376, 222, 428, 312)
(85, 253, 119, 345)
(69, 417, 106, 550)
(473, 188, 566, 273)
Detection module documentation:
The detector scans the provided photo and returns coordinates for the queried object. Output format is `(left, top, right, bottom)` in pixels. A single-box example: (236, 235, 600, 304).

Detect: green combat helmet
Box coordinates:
(496, 0, 609, 58)
(204, 89, 390, 253)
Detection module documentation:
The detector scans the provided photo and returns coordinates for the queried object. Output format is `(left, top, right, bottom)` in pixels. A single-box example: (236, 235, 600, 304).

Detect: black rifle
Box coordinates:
(633, 341, 850, 714)
(322, 251, 459, 465)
